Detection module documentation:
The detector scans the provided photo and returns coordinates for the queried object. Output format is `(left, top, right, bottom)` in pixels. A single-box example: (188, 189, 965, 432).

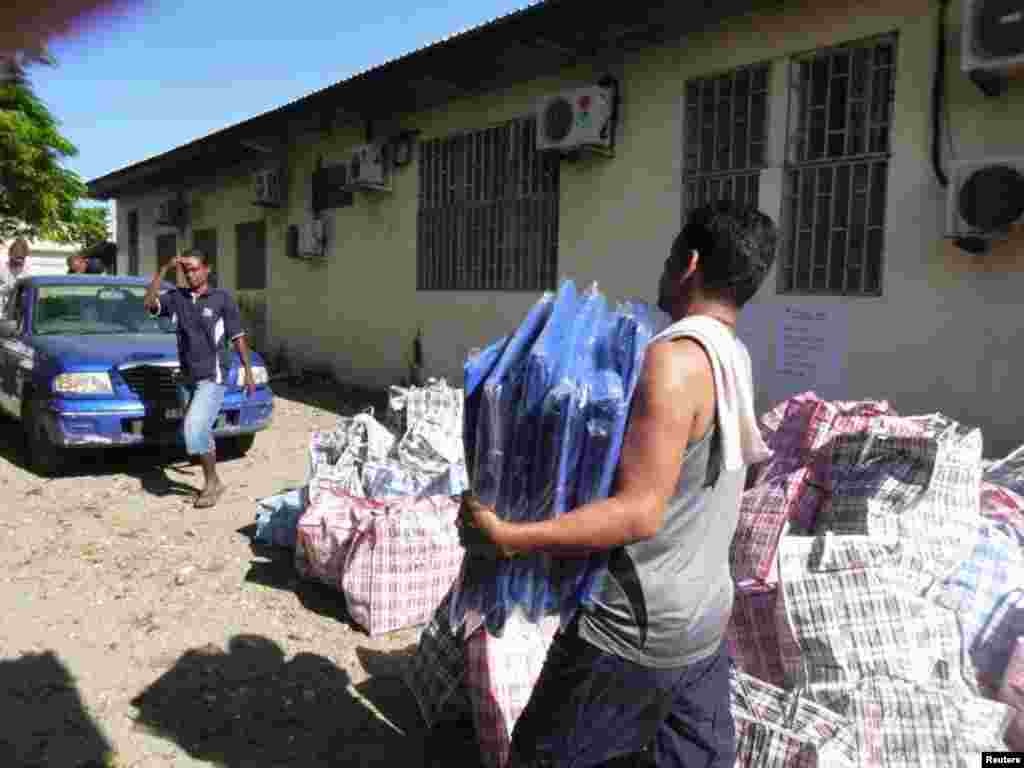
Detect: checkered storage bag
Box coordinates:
(340, 494, 464, 636)
(973, 590, 1024, 689)
(731, 668, 859, 768)
(404, 590, 472, 729)
(294, 481, 364, 584)
(813, 677, 1011, 768)
(387, 378, 464, 442)
(776, 534, 963, 693)
(727, 584, 787, 688)
(998, 637, 1024, 749)
(463, 610, 560, 768)
(812, 432, 937, 537)
(294, 490, 464, 635)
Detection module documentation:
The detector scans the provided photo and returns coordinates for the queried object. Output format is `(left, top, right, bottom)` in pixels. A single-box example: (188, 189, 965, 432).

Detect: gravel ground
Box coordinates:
(0, 379, 480, 768)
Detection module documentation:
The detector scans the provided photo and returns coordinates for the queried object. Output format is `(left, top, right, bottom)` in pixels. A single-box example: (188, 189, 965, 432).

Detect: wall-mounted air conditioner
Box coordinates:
(348, 143, 390, 191)
(962, 0, 1024, 95)
(536, 84, 616, 155)
(946, 157, 1024, 251)
(154, 198, 184, 227)
(253, 167, 284, 207)
(295, 218, 328, 259)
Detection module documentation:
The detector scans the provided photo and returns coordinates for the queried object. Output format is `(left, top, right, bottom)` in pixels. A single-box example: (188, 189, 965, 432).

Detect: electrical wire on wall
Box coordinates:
(932, 0, 952, 188)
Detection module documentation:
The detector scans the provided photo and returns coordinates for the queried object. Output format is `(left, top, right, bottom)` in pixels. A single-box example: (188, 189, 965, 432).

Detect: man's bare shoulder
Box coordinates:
(642, 338, 714, 392)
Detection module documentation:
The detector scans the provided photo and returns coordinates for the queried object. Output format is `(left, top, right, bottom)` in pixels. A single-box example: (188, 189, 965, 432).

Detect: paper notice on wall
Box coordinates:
(774, 304, 847, 401)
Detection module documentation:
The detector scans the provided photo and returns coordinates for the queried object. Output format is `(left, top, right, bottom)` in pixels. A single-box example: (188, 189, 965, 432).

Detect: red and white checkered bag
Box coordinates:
(294, 490, 464, 635)
(999, 637, 1024, 750)
(727, 583, 787, 687)
(464, 611, 560, 768)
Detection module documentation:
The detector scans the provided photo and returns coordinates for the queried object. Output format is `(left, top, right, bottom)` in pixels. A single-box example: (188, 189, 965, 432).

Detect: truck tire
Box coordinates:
(23, 399, 65, 476)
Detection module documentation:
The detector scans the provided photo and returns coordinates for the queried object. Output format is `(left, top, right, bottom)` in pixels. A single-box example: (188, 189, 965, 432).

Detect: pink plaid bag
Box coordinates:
(999, 637, 1024, 750)
(727, 584, 787, 687)
(463, 611, 560, 768)
(731, 668, 859, 768)
(731, 469, 826, 585)
(294, 490, 464, 635)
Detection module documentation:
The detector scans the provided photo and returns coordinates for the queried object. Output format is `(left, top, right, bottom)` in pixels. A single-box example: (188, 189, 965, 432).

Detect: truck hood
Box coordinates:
(32, 334, 181, 370)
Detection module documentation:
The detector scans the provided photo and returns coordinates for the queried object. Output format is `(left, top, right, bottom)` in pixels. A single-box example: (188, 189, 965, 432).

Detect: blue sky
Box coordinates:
(31, 0, 531, 187)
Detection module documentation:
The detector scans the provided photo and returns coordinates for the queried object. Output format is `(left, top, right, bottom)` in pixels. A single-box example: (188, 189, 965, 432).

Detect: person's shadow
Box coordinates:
(131, 634, 481, 767)
(0, 650, 113, 767)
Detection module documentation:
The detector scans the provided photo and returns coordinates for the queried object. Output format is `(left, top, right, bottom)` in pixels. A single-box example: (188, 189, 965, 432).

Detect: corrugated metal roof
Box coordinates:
(88, 1, 551, 189)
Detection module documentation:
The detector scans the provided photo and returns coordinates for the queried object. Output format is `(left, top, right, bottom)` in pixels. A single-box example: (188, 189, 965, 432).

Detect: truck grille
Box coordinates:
(120, 364, 180, 402)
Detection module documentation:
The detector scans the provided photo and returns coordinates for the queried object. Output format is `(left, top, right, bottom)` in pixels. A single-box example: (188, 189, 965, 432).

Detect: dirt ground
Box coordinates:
(0, 379, 480, 768)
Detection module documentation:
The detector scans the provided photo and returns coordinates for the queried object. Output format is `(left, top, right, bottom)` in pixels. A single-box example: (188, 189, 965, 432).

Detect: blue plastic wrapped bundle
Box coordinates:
(452, 279, 668, 635)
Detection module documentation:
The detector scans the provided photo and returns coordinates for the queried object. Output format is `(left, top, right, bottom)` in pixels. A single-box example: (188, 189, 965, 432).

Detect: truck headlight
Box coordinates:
(237, 366, 269, 387)
(53, 372, 114, 395)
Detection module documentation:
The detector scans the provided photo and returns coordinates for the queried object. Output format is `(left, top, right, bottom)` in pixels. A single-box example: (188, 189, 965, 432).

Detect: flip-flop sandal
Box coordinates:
(194, 485, 226, 509)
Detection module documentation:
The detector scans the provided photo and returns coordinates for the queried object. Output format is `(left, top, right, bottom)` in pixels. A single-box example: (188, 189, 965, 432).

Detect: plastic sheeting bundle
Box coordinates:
(451, 280, 668, 635)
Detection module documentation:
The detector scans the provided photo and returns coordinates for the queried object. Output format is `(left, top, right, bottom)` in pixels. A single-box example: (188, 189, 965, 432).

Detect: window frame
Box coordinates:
(778, 34, 897, 297)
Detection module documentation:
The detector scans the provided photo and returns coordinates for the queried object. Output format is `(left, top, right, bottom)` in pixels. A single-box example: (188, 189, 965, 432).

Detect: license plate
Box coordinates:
(165, 408, 183, 420)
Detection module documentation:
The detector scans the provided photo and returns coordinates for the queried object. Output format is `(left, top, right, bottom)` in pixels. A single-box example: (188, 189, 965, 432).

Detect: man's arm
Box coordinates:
(464, 339, 711, 558)
(224, 294, 255, 396)
(144, 257, 178, 315)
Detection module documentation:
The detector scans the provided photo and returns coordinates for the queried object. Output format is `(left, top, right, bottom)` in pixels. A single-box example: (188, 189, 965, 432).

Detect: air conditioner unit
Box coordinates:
(154, 198, 184, 227)
(536, 84, 615, 155)
(348, 143, 390, 190)
(962, 0, 1024, 93)
(297, 218, 329, 259)
(253, 168, 284, 207)
(946, 157, 1024, 248)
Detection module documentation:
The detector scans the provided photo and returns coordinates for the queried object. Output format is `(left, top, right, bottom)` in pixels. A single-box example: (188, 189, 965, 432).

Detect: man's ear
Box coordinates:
(683, 249, 700, 281)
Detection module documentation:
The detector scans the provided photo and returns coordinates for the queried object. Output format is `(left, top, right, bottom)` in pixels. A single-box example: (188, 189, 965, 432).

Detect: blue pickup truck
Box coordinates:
(0, 275, 274, 475)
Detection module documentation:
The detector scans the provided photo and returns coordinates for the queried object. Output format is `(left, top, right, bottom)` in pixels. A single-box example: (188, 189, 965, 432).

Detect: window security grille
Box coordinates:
(417, 117, 559, 291)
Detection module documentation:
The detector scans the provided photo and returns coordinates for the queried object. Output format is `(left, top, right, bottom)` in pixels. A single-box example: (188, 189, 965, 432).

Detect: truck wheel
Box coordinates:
(23, 400, 65, 476)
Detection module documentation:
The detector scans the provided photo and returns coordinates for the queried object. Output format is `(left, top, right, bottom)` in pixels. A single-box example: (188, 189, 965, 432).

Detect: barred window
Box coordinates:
(780, 36, 896, 296)
(683, 63, 770, 218)
(417, 117, 559, 291)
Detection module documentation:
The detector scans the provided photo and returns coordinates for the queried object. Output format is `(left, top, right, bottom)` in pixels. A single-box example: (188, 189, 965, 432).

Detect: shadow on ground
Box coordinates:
(0, 412, 251, 494)
(238, 531, 361, 627)
(271, 377, 388, 418)
(131, 634, 482, 768)
(0, 650, 113, 767)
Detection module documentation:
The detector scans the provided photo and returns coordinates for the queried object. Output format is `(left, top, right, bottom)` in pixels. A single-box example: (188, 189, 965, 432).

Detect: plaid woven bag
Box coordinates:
(776, 534, 963, 692)
(731, 668, 859, 768)
(340, 494, 464, 636)
(727, 584, 787, 687)
(463, 611, 560, 768)
(812, 677, 1011, 767)
(404, 590, 472, 729)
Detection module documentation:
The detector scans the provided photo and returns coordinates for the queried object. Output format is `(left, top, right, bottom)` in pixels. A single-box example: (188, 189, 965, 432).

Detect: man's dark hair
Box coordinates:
(671, 201, 778, 308)
(181, 247, 209, 265)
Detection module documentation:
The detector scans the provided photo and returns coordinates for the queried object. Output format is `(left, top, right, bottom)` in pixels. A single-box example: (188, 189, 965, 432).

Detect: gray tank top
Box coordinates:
(578, 420, 745, 668)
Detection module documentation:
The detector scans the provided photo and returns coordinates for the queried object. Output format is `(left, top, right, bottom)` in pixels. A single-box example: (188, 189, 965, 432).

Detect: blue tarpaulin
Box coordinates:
(451, 280, 668, 635)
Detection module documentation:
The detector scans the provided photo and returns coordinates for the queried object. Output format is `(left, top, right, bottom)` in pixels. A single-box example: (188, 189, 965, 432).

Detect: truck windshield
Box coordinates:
(33, 285, 175, 336)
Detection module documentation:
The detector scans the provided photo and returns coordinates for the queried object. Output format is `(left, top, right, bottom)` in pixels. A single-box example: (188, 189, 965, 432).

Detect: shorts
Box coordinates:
(178, 379, 226, 456)
(509, 618, 735, 768)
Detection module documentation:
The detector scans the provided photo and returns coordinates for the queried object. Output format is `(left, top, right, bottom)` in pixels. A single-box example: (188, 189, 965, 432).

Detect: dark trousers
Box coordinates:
(509, 619, 735, 768)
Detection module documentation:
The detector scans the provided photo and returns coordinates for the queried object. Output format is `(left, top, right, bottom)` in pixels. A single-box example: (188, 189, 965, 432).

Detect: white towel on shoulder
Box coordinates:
(650, 315, 771, 472)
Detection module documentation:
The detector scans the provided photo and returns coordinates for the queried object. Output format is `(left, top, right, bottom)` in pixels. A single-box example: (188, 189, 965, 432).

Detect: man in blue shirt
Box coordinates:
(144, 248, 256, 508)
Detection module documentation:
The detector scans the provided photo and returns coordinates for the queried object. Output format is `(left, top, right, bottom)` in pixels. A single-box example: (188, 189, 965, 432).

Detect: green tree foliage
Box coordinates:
(1, 51, 90, 242)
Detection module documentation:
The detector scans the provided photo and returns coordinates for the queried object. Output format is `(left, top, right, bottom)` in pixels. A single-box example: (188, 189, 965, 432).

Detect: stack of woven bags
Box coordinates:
(726, 391, 1024, 765)
(253, 378, 470, 636)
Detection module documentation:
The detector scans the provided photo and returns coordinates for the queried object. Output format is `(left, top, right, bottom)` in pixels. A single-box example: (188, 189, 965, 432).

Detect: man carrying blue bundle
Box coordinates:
(460, 200, 778, 767)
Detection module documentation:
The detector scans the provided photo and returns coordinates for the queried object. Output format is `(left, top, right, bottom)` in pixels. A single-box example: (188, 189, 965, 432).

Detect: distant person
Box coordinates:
(143, 248, 257, 508)
(0, 237, 31, 315)
(67, 251, 106, 274)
